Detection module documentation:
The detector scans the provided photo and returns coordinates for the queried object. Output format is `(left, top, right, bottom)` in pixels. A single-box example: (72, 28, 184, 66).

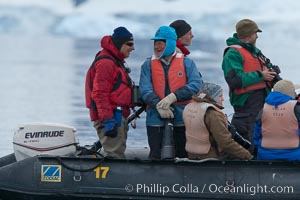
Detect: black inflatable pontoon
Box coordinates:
(0, 153, 299, 200)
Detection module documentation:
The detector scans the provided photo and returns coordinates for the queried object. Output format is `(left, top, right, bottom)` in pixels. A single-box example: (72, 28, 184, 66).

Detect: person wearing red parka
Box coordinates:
(85, 26, 135, 158)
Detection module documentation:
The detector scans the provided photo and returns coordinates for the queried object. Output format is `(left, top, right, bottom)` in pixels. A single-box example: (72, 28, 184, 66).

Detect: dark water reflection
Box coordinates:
(0, 36, 228, 156)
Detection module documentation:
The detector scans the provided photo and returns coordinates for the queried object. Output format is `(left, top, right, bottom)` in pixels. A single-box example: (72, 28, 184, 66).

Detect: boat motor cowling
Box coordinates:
(13, 123, 78, 161)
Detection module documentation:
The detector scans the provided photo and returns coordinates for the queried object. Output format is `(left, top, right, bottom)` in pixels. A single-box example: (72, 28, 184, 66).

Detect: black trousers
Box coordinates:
(146, 126, 187, 159)
(231, 89, 267, 153)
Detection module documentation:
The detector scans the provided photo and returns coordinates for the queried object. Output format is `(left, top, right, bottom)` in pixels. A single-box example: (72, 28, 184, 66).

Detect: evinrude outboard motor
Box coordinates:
(13, 123, 78, 161)
(161, 119, 175, 159)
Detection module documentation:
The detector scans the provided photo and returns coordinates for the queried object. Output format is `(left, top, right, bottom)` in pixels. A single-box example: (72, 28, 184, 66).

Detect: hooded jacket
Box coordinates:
(254, 91, 300, 160)
(222, 33, 272, 107)
(89, 36, 133, 121)
(139, 55, 201, 126)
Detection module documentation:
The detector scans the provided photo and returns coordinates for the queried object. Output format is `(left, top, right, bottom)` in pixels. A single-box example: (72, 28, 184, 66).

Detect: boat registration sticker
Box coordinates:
(41, 165, 62, 182)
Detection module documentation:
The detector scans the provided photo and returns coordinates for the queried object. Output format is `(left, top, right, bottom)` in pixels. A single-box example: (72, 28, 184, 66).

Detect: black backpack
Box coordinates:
(85, 52, 117, 110)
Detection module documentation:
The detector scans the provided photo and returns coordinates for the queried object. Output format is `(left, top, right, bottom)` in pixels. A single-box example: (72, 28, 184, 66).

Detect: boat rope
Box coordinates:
(175, 157, 219, 163)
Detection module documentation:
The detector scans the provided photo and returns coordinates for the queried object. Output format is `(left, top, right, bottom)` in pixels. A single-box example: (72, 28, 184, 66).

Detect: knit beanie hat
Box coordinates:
(151, 26, 177, 58)
(169, 19, 192, 38)
(236, 19, 262, 39)
(111, 26, 133, 50)
(273, 80, 297, 98)
(200, 82, 223, 102)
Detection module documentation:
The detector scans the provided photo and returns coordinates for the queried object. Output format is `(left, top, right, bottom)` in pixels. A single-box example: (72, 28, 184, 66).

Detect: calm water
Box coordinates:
(0, 35, 241, 157)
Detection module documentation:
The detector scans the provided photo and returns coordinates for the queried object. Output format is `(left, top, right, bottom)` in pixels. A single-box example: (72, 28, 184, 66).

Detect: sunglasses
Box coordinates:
(125, 42, 134, 47)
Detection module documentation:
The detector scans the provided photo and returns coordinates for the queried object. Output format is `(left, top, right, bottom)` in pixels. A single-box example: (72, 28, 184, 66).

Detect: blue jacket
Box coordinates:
(254, 91, 300, 161)
(139, 55, 202, 126)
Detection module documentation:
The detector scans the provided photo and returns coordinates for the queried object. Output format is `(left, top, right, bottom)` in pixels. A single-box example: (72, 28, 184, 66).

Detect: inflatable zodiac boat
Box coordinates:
(0, 123, 299, 200)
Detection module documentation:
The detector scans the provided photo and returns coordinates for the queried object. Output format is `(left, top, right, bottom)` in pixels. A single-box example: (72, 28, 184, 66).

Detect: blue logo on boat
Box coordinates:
(41, 165, 62, 182)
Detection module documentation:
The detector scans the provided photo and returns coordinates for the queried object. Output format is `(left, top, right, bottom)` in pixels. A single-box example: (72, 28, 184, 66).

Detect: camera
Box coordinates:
(258, 51, 282, 85)
(132, 85, 144, 106)
(267, 62, 282, 85)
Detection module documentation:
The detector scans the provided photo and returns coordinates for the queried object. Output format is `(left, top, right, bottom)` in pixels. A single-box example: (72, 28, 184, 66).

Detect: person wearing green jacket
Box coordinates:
(222, 19, 281, 153)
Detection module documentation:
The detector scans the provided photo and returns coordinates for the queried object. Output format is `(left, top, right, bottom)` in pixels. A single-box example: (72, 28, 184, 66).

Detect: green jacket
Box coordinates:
(222, 33, 271, 106)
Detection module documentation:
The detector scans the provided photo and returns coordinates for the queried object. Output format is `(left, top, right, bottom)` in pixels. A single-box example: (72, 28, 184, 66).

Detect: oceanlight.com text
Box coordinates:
(124, 183, 294, 196)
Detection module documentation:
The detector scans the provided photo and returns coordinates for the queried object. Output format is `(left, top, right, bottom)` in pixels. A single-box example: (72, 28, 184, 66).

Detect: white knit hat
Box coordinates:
(273, 80, 297, 98)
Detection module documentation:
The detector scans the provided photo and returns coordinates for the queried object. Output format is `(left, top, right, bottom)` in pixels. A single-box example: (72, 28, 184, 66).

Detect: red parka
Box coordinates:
(87, 36, 133, 121)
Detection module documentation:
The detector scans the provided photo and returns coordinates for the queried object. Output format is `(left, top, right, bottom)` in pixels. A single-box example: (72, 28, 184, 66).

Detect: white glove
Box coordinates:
(156, 93, 177, 109)
(156, 107, 174, 119)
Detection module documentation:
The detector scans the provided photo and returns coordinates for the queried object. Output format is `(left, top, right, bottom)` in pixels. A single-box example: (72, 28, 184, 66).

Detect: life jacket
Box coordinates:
(261, 100, 299, 149)
(151, 53, 190, 105)
(85, 51, 132, 120)
(225, 45, 267, 95)
(183, 102, 223, 154)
